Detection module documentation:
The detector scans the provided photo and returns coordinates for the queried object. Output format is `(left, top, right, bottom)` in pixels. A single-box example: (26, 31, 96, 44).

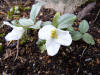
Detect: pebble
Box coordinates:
(88, 73, 92, 75)
(2, 72, 8, 75)
(33, 63, 35, 67)
(85, 58, 92, 62)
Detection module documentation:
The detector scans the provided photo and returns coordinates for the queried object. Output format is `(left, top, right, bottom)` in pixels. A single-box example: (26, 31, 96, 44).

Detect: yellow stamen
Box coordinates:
(51, 29, 58, 39)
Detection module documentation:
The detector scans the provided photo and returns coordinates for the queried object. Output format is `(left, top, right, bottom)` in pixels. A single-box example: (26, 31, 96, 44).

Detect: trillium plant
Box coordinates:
(4, 2, 42, 41)
(37, 13, 76, 56)
(37, 12, 95, 56)
(2, 2, 95, 57)
(8, 5, 20, 19)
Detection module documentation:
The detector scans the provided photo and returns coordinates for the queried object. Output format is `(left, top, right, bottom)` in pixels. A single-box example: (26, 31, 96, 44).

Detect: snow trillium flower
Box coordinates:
(38, 25, 72, 56)
(3, 21, 25, 41)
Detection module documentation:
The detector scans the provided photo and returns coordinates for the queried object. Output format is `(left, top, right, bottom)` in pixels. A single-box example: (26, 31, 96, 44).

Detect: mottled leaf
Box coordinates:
(58, 14, 76, 29)
(52, 12, 60, 28)
(30, 2, 42, 21)
(71, 31, 82, 41)
(83, 33, 95, 45)
(79, 20, 89, 33)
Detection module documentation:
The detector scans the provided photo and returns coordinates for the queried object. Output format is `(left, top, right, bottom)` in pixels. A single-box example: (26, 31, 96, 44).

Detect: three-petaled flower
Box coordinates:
(3, 21, 25, 41)
(38, 25, 72, 56)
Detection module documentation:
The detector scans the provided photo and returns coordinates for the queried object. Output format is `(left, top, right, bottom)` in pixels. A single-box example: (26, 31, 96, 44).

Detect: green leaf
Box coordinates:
(40, 44, 46, 53)
(30, 20, 42, 29)
(71, 31, 82, 41)
(0, 33, 5, 37)
(8, 7, 15, 19)
(42, 21, 52, 27)
(11, 18, 34, 29)
(58, 14, 76, 29)
(10, 7, 15, 14)
(14, 6, 20, 14)
(11, 20, 19, 25)
(36, 39, 46, 46)
(52, 12, 60, 28)
(79, 20, 89, 33)
(30, 2, 42, 21)
(36, 39, 46, 53)
(19, 18, 34, 26)
(82, 33, 95, 45)
(19, 39, 27, 45)
(23, 6, 31, 11)
(8, 11, 12, 19)
(14, 17, 39, 29)
(67, 26, 75, 32)
(15, 24, 30, 29)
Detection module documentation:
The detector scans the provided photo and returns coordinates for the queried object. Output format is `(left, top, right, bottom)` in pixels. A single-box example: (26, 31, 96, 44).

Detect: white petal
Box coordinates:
(3, 21, 16, 28)
(56, 29, 72, 46)
(38, 25, 56, 40)
(10, 8, 13, 12)
(19, 18, 34, 26)
(46, 39, 60, 56)
(5, 27, 25, 41)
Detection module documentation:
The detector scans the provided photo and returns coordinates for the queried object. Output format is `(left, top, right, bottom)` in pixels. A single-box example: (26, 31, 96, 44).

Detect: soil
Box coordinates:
(0, 0, 100, 75)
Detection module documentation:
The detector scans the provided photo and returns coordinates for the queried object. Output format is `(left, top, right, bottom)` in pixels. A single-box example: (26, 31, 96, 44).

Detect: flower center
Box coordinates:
(51, 29, 58, 39)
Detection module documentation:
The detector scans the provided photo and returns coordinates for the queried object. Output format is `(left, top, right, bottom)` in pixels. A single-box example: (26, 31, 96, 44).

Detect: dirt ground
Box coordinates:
(0, 0, 100, 75)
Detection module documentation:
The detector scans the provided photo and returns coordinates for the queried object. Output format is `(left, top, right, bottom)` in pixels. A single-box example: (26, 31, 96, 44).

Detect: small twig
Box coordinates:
(76, 46, 87, 74)
(7, 41, 13, 46)
(80, 46, 87, 59)
(24, 0, 31, 6)
(63, 6, 66, 14)
(14, 40, 19, 60)
(93, 9, 100, 23)
(77, 2, 96, 20)
(4, 49, 16, 60)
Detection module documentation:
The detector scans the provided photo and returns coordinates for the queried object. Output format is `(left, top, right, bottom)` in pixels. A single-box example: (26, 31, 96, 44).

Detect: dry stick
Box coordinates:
(77, 2, 96, 20)
(14, 40, 19, 60)
(7, 41, 13, 46)
(93, 9, 100, 23)
(24, 0, 31, 6)
(4, 50, 16, 60)
(76, 46, 87, 74)
(80, 46, 87, 59)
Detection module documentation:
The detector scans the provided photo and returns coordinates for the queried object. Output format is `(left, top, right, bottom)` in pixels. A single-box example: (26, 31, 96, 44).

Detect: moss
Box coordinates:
(19, 39, 27, 45)
(0, 43, 4, 53)
(0, 33, 5, 37)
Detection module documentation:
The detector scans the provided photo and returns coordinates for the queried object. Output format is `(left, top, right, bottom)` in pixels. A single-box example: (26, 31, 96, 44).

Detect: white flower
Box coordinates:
(3, 21, 25, 41)
(38, 25, 72, 56)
